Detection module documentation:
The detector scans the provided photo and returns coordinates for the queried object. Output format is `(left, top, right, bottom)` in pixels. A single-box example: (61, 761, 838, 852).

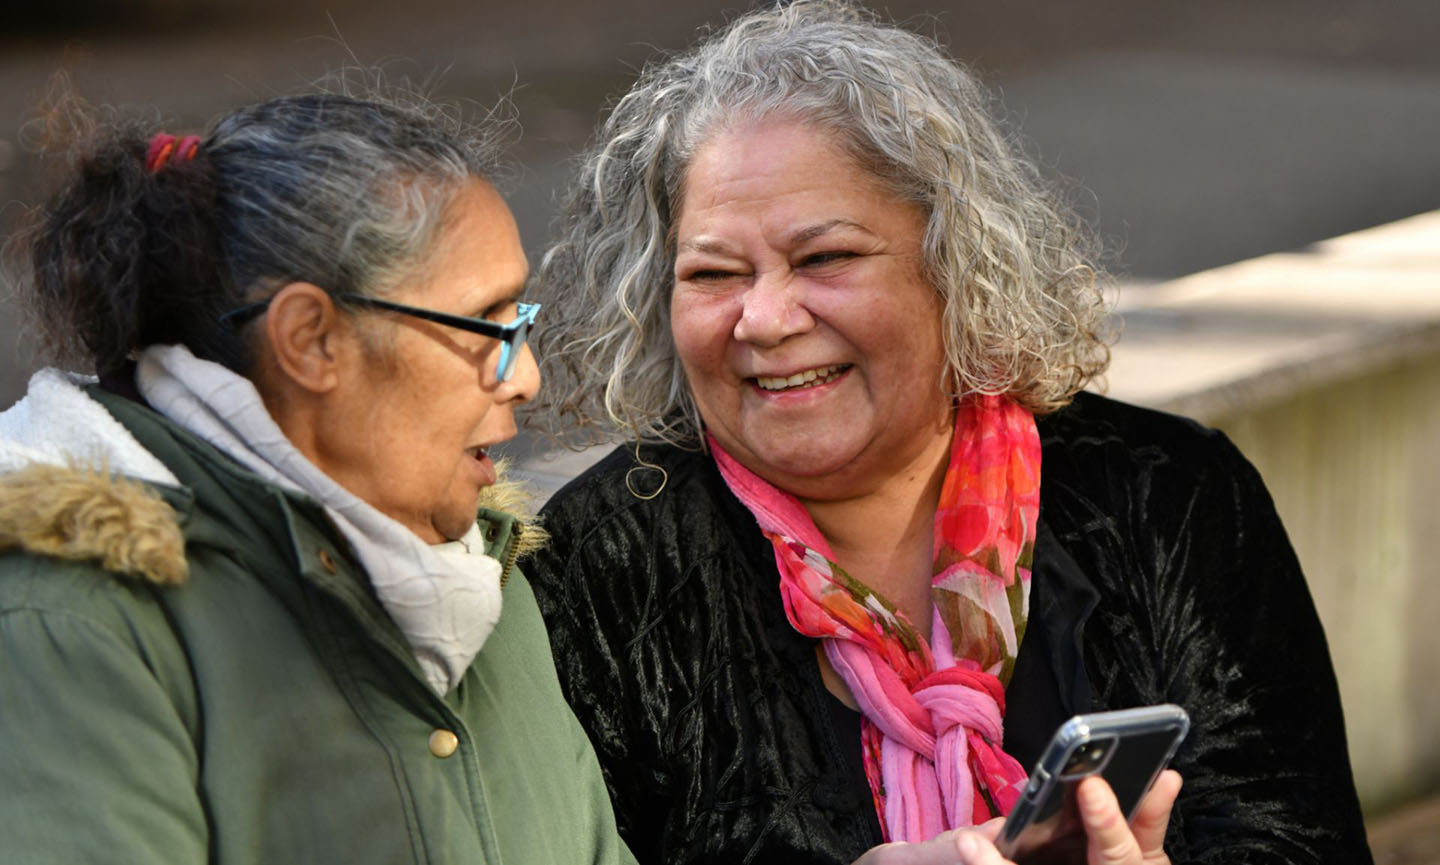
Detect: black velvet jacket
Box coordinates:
(528, 393, 1372, 864)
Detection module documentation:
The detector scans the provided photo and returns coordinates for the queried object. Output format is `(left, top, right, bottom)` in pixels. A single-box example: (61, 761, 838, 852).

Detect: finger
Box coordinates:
(1077, 776, 1142, 865)
(952, 829, 1015, 865)
(850, 829, 1016, 865)
(1131, 770, 1182, 857)
(973, 816, 1006, 843)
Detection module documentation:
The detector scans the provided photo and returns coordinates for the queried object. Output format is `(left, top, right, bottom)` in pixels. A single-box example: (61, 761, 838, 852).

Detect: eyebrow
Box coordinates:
(787, 219, 867, 246)
(677, 237, 737, 256)
(473, 284, 527, 318)
(677, 220, 869, 256)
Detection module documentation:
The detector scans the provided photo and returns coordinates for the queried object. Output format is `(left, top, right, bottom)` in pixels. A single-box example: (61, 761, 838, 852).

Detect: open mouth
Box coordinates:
(753, 364, 851, 392)
(466, 446, 498, 486)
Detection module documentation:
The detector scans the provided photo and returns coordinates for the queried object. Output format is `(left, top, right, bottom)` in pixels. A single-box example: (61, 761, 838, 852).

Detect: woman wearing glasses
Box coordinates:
(0, 89, 630, 864)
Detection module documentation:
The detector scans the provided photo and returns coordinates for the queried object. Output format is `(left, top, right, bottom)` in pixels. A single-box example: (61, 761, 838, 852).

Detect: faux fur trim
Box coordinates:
(0, 463, 187, 586)
(510, 518, 548, 561)
(0, 459, 543, 588)
(477, 460, 549, 558)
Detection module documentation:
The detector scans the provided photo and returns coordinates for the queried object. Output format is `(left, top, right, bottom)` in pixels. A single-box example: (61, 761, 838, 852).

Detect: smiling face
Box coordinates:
(317, 179, 539, 542)
(670, 117, 953, 501)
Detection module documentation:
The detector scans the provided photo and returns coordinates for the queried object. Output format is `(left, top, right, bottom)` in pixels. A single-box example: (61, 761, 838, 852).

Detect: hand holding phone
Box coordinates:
(996, 705, 1189, 865)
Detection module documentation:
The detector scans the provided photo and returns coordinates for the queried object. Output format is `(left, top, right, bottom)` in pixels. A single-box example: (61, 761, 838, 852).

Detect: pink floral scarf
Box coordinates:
(710, 394, 1040, 842)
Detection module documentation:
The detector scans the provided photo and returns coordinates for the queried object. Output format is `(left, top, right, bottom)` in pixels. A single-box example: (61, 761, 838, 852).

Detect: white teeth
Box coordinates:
(755, 364, 848, 392)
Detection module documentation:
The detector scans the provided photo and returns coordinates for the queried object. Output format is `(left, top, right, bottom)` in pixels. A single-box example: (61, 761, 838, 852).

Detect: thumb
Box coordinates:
(851, 829, 1016, 865)
(1131, 770, 1182, 858)
(1077, 777, 1141, 865)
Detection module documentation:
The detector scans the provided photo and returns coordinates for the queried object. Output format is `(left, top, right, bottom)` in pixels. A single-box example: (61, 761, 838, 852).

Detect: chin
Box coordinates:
(744, 443, 866, 488)
(432, 509, 479, 544)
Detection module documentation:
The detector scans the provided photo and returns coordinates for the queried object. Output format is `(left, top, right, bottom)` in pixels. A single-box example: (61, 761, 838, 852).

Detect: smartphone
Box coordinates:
(996, 704, 1190, 865)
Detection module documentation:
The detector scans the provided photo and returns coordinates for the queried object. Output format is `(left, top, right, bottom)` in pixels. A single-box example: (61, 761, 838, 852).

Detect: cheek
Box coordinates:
(403, 365, 483, 445)
(879, 282, 945, 359)
(669, 294, 730, 375)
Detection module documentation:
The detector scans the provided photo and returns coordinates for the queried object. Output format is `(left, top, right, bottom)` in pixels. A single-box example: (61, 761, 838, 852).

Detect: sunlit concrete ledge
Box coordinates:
(1106, 209, 1440, 422)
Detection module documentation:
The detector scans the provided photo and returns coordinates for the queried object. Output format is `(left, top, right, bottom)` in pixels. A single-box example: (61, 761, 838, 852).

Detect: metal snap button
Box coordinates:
(428, 729, 459, 758)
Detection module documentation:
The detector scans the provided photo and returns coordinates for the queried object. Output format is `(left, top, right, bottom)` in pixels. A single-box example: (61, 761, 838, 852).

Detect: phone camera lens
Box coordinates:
(1061, 739, 1115, 777)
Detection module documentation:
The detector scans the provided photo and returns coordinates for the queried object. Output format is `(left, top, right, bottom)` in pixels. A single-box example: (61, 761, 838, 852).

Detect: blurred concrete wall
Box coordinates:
(1218, 352, 1440, 814)
(1109, 210, 1440, 816)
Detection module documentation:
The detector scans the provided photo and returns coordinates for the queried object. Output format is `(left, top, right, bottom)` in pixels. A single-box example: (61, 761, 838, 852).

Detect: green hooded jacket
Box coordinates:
(0, 385, 635, 865)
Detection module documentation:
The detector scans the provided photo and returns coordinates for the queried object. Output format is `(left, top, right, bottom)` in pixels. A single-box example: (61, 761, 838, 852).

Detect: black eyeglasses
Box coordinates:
(220, 293, 540, 382)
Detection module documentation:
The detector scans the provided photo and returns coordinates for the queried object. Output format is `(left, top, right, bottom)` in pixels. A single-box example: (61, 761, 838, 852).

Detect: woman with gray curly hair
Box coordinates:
(526, 1, 1370, 863)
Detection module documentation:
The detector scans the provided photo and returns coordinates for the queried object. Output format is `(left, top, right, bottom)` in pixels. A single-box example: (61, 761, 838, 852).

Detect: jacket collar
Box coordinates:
(89, 386, 538, 691)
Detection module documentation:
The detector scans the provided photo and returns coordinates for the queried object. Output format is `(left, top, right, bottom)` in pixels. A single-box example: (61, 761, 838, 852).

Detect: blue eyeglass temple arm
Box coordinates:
(337, 295, 541, 382)
(219, 295, 540, 382)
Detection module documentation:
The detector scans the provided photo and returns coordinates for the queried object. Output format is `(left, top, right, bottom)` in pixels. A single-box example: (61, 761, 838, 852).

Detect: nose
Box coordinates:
(494, 342, 540, 403)
(732, 271, 814, 347)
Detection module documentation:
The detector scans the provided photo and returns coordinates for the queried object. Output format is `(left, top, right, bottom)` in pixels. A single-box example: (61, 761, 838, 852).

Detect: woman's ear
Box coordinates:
(262, 282, 347, 394)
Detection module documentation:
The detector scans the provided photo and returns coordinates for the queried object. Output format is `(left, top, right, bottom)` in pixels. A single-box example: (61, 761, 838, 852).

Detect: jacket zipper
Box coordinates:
(498, 522, 525, 590)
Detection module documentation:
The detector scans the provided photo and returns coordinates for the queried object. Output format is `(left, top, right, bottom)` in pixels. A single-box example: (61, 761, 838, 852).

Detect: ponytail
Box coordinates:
(27, 123, 241, 375)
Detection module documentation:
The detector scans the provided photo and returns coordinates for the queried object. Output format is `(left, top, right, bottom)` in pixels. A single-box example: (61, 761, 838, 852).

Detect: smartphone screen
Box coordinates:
(997, 705, 1189, 865)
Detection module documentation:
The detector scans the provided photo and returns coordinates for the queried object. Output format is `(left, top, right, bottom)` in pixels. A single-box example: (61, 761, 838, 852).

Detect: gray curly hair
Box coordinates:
(530, 0, 1112, 447)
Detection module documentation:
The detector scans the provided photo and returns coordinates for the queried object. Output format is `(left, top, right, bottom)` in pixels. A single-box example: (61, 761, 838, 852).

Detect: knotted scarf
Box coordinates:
(710, 394, 1040, 842)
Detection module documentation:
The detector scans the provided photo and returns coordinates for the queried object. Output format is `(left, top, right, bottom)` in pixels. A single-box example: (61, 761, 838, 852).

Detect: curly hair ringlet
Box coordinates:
(529, 0, 1115, 450)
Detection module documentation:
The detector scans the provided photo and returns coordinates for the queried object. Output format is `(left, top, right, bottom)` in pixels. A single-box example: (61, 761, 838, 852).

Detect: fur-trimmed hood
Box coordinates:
(0, 462, 188, 585)
(0, 369, 542, 587)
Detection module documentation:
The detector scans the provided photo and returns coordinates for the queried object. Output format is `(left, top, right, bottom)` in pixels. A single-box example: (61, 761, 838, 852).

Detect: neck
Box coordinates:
(800, 420, 953, 638)
(257, 379, 318, 462)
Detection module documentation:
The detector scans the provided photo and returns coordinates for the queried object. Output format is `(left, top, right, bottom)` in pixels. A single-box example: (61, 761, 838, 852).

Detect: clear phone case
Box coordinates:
(996, 704, 1190, 865)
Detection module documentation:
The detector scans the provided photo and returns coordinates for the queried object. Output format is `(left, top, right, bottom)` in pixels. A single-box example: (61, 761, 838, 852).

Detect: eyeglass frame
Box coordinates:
(219, 292, 540, 382)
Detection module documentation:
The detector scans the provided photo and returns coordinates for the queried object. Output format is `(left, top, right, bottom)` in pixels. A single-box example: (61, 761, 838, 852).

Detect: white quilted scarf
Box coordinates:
(137, 344, 502, 696)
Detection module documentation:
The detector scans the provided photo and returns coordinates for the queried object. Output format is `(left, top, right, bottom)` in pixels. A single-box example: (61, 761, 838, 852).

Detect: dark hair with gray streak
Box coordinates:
(14, 77, 508, 376)
(531, 0, 1112, 447)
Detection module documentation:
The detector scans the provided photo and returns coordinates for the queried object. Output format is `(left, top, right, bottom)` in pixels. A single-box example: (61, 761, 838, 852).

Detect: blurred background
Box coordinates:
(4, 0, 1440, 402)
(3, 0, 1440, 856)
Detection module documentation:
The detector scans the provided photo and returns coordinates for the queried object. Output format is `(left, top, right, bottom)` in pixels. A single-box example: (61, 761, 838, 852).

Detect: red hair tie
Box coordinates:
(145, 133, 202, 173)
